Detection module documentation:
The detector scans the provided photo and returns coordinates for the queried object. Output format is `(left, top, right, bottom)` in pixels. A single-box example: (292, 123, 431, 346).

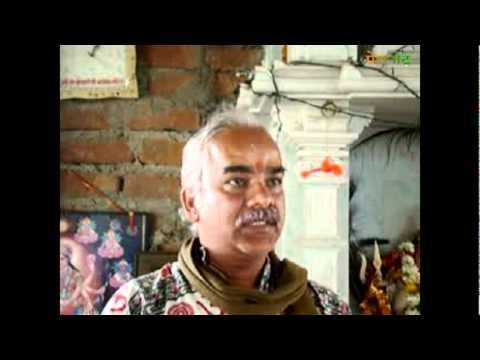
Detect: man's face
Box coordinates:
(194, 126, 286, 258)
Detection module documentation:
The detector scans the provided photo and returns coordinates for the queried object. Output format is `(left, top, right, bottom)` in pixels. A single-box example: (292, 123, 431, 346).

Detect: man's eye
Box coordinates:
(267, 178, 283, 188)
(226, 178, 248, 188)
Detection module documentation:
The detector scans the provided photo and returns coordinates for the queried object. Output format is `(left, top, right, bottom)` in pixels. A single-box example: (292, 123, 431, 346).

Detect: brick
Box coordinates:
(61, 140, 134, 164)
(137, 45, 200, 69)
(131, 98, 154, 118)
(123, 174, 180, 200)
(128, 108, 199, 131)
(139, 138, 184, 166)
(206, 47, 264, 70)
(60, 170, 119, 197)
(213, 71, 241, 97)
(60, 106, 109, 130)
(148, 71, 196, 97)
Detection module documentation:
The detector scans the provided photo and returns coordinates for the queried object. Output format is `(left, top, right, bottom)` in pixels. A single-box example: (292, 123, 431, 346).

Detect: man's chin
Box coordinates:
(236, 225, 280, 253)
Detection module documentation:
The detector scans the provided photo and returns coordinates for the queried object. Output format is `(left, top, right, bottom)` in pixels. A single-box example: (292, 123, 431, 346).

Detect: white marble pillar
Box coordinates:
(271, 98, 371, 302)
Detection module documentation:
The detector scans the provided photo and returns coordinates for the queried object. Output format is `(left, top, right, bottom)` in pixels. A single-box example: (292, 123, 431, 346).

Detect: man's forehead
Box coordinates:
(205, 126, 282, 164)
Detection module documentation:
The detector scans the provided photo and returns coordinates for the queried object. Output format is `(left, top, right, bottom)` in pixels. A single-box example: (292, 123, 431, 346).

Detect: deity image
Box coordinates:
(97, 229, 124, 259)
(74, 217, 99, 244)
(109, 259, 133, 288)
(60, 238, 105, 315)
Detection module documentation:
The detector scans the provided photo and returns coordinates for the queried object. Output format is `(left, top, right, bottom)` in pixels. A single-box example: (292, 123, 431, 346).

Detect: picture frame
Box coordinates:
(60, 211, 149, 315)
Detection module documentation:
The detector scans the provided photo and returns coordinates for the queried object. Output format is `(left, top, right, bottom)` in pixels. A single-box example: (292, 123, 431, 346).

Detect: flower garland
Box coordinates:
(384, 239, 420, 315)
(399, 242, 420, 315)
(358, 233, 420, 315)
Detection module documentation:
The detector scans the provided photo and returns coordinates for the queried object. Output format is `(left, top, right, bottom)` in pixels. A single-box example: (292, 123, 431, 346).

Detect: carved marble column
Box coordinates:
(247, 95, 372, 302)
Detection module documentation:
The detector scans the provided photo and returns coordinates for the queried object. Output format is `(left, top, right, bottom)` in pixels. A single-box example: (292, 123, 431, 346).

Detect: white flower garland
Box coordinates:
(398, 241, 420, 315)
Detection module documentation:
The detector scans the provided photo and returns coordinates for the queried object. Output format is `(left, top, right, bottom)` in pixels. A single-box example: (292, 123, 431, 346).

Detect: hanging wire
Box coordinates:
(244, 49, 420, 138)
(288, 59, 420, 100)
(250, 84, 417, 129)
(88, 45, 101, 57)
(268, 67, 283, 142)
(250, 84, 375, 123)
(353, 60, 420, 100)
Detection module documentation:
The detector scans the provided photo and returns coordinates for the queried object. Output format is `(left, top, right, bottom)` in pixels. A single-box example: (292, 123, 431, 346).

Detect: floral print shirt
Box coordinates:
(102, 260, 351, 315)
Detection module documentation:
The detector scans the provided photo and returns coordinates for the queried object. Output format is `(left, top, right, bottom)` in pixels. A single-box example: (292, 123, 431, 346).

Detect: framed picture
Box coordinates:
(60, 211, 149, 315)
(60, 45, 138, 100)
(136, 252, 178, 277)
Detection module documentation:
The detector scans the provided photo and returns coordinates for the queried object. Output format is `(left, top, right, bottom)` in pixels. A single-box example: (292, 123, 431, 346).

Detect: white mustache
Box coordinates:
(235, 207, 280, 227)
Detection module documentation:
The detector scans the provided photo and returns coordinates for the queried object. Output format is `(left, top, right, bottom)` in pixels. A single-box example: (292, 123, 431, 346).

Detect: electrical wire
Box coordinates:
(244, 48, 420, 133)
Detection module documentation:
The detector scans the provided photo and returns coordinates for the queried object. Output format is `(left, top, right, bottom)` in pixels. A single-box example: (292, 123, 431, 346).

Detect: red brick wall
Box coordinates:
(60, 45, 264, 250)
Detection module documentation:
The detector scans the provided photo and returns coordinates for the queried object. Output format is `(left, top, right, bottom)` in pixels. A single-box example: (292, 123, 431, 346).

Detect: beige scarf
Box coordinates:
(178, 238, 319, 315)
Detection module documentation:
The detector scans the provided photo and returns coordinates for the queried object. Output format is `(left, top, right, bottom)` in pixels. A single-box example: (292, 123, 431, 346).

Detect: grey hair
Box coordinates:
(178, 105, 265, 237)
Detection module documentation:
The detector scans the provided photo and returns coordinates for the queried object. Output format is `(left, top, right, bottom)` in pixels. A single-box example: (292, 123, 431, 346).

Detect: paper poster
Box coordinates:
(60, 45, 138, 100)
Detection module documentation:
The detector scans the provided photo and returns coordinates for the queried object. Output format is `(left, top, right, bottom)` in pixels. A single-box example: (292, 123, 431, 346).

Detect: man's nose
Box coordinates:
(246, 179, 274, 208)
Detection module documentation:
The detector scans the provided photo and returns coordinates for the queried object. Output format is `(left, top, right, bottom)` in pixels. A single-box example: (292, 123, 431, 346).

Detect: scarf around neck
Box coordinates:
(177, 238, 319, 315)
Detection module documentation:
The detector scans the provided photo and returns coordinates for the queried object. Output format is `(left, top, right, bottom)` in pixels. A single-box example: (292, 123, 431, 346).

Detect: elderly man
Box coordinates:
(102, 108, 350, 315)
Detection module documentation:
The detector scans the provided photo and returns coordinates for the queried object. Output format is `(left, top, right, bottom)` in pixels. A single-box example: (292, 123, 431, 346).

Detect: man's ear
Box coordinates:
(180, 188, 199, 222)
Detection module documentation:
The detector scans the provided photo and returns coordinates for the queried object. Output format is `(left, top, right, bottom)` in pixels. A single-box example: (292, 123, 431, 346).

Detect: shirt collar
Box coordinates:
(257, 256, 271, 292)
